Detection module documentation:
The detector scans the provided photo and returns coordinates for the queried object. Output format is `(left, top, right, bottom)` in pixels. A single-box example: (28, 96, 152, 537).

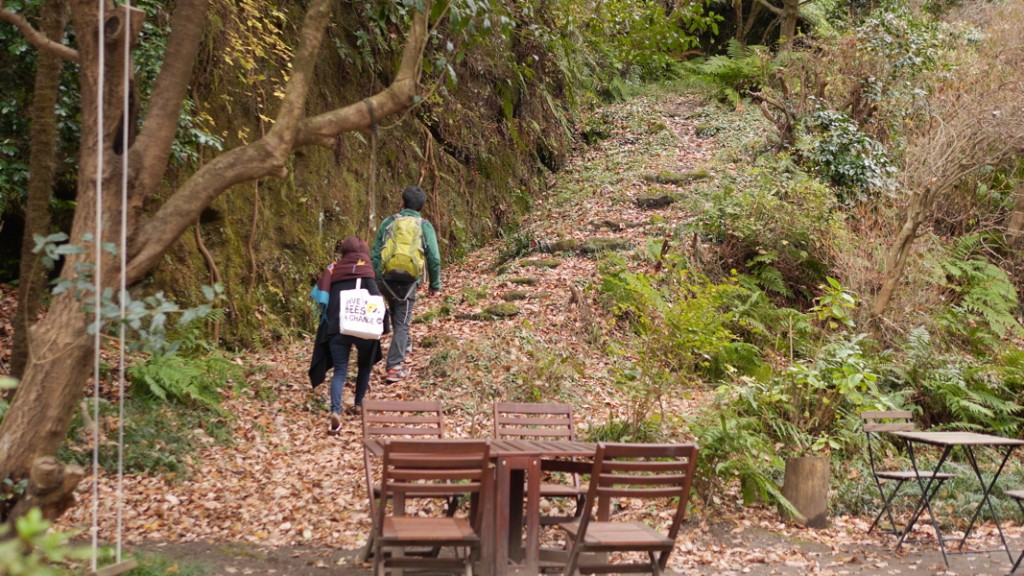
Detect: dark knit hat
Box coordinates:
(402, 185, 426, 211)
(337, 236, 369, 256)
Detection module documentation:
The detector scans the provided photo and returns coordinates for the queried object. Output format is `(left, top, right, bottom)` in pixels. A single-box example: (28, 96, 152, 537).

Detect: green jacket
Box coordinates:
(371, 208, 442, 291)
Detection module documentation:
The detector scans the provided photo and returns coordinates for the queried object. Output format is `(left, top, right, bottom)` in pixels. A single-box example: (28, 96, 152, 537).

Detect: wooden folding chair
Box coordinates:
(860, 410, 954, 535)
(559, 442, 698, 576)
(373, 439, 491, 576)
(360, 399, 450, 561)
(494, 402, 586, 523)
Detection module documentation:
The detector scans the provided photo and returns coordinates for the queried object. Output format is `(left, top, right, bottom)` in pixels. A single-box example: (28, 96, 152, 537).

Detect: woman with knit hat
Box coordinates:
(309, 236, 387, 434)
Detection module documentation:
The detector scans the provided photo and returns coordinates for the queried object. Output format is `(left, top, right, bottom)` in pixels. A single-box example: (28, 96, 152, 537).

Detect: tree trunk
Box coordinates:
(0, 0, 137, 500)
(0, 295, 94, 482)
(10, 0, 68, 381)
(1008, 185, 1024, 248)
(779, 0, 798, 46)
(871, 187, 935, 320)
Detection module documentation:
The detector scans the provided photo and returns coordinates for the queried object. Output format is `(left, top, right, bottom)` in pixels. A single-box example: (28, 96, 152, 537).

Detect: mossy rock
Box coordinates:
(462, 287, 490, 305)
(536, 239, 579, 253)
(508, 277, 538, 286)
(642, 170, 710, 186)
(502, 290, 529, 301)
(496, 265, 513, 276)
(484, 302, 519, 318)
(414, 303, 453, 324)
(455, 302, 519, 321)
(521, 258, 560, 269)
(634, 194, 677, 209)
(589, 219, 634, 231)
(581, 238, 633, 255)
(695, 123, 721, 138)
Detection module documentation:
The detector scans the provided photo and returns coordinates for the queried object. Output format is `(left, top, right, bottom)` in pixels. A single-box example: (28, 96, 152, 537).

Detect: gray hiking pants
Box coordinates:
(384, 283, 416, 370)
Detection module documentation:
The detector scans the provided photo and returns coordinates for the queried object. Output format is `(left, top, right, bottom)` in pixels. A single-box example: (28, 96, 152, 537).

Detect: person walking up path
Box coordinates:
(371, 185, 441, 383)
(309, 236, 387, 434)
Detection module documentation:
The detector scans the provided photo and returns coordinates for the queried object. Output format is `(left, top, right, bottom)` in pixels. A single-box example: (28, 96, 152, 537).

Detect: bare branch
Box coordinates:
(0, 3, 78, 61)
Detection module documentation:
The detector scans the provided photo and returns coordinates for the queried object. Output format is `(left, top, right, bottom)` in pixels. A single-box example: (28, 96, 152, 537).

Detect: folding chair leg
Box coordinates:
(649, 551, 662, 576)
(563, 543, 582, 576)
(1009, 500, 1024, 575)
(869, 479, 906, 535)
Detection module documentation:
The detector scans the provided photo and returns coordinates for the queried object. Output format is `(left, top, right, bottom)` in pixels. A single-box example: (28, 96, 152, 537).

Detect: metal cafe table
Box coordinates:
(364, 437, 597, 576)
(888, 430, 1024, 566)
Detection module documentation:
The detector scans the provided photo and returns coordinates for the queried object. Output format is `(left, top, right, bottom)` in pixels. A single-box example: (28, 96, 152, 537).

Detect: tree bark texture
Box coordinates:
(10, 0, 67, 381)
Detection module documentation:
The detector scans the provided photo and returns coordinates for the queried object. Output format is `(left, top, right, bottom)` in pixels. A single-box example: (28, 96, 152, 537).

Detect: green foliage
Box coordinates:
(795, 108, 897, 202)
(497, 229, 535, 264)
(691, 155, 839, 295)
(0, 508, 90, 575)
(599, 254, 738, 374)
(584, 415, 662, 443)
(890, 327, 1023, 436)
(688, 411, 787, 509)
(844, 4, 948, 135)
(683, 40, 776, 107)
(576, 0, 721, 83)
(810, 276, 858, 331)
(724, 279, 816, 358)
(932, 236, 1023, 347)
(128, 353, 241, 410)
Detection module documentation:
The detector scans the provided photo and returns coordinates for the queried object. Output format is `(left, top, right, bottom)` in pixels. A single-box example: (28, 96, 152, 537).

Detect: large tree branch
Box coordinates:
(295, 2, 430, 148)
(125, 142, 287, 283)
(751, 0, 784, 17)
(125, 0, 337, 282)
(261, 0, 332, 151)
(130, 0, 210, 200)
(0, 1, 78, 62)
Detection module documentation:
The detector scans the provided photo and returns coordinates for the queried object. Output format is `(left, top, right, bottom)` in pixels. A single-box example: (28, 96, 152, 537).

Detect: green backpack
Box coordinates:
(380, 214, 425, 283)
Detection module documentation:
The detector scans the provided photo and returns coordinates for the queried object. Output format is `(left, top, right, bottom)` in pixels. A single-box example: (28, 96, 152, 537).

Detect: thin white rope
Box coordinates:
(91, 0, 106, 570)
(117, 1, 131, 564)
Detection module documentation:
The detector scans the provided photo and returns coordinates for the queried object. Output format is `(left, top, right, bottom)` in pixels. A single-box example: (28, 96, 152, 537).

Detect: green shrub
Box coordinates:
(692, 155, 840, 296)
(683, 40, 776, 108)
(128, 353, 242, 410)
(932, 235, 1023, 350)
(887, 327, 1023, 436)
(795, 108, 897, 202)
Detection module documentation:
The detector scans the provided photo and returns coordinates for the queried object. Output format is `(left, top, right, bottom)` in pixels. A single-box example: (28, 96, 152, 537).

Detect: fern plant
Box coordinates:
(128, 354, 242, 411)
(892, 326, 1023, 436)
(684, 39, 776, 108)
(934, 234, 1023, 347)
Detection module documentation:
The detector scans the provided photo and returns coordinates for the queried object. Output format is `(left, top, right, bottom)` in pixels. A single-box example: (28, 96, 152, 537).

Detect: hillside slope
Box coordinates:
(56, 89, 1024, 576)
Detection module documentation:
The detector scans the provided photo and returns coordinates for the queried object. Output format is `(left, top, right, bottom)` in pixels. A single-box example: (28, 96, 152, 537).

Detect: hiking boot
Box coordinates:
(328, 413, 342, 436)
(385, 367, 406, 383)
(344, 404, 362, 416)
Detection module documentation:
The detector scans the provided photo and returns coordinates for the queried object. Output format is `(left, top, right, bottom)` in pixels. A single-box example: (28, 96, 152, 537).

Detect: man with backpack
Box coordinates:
(371, 185, 441, 383)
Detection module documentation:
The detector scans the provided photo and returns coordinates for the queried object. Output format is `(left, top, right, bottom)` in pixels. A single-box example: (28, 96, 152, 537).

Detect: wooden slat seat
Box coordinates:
(559, 442, 698, 576)
(373, 439, 490, 576)
(360, 400, 454, 564)
(494, 402, 586, 523)
(860, 410, 956, 536)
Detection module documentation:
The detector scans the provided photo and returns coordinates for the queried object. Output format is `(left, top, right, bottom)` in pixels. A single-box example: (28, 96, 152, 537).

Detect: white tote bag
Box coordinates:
(338, 278, 386, 340)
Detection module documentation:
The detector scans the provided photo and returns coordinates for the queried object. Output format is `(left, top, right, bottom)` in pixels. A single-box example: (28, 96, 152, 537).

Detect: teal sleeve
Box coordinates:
(422, 220, 442, 291)
(371, 217, 391, 277)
